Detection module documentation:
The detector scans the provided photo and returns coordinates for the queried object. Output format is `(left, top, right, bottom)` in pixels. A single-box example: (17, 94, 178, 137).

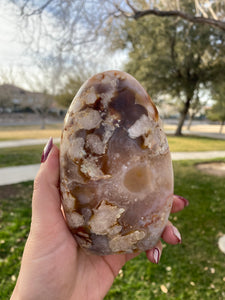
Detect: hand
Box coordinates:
(11, 142, 188, 300)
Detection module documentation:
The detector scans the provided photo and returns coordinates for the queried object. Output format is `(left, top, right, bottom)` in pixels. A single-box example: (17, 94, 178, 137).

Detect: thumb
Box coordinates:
(31, 138, 64, 230)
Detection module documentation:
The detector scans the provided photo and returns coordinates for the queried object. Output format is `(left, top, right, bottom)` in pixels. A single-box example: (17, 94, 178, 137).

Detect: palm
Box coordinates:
(31, 204, 128, 300)
(48, 216, 130, 300)
(12, 146, 186, 300)
(71, 247, 135, 300)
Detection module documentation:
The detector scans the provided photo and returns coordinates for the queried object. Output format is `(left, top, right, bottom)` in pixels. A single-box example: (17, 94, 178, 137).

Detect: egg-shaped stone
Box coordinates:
(60, 70, 173, 255)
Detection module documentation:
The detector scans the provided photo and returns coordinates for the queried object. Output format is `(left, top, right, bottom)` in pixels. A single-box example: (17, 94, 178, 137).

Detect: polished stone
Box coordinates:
(60, 70, 173, 255)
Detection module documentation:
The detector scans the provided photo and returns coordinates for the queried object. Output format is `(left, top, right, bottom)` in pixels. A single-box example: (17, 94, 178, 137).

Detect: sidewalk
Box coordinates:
(171, 151, 225, 160)
(0, 138, 60, 148)
(0, 150, 225, 186)
(0, 164, 40, 186)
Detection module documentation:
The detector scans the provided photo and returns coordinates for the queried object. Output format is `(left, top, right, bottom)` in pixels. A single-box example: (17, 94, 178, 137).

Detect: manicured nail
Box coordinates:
(174, 195, 189, 207)
(41, 137, 53, 163)
(172, 225, 182, 243)
(153, 248, 161, 264)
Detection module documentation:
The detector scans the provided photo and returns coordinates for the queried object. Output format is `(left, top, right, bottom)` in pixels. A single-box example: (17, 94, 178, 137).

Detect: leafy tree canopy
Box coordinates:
(115, 7, 225, 134)
(207, 81, 225, 133)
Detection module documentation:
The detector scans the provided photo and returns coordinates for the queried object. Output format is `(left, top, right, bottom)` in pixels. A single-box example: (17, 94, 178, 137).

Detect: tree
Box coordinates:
(9, 0, 225, 135)
(0, 67, 18, 111)
(187, 93, 203, 131)
(11, 1, 225, 96)
(13, 1, 225, 35)
(0, 84, 13, 112)
(30, 90, 54, 129)
(55, 75, 87, 108)
(11, 1, 225, 79)
(207, 83, 225, 134)
(11, 0, 115, 71)
(117, 12, 225, 135)
(118, 0, 225, 31)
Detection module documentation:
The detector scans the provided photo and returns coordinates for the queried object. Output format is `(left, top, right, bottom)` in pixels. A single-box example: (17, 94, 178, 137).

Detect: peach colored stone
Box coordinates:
(60, 70, 173, 255)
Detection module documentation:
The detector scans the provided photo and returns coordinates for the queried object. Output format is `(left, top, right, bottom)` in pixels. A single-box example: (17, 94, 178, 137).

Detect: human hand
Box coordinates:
(11, 139, 188, 300)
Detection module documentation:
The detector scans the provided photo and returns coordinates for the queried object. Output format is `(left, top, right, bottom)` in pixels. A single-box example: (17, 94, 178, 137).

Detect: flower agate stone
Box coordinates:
(60, 70, 173, 255)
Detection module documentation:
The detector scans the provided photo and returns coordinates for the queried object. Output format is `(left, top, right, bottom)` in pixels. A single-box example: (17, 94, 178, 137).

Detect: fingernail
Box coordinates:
(41, 137, 53, 163)
(153, 247, 161, 264)
(172, 225, 182, 243)
(174, 195, 189, 207)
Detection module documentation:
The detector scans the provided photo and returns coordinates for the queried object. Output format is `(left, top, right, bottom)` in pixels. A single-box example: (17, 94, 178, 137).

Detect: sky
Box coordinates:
(0, 0, 127, 92)
(0, 0, 44, 90)
(0, 2, 25, 73)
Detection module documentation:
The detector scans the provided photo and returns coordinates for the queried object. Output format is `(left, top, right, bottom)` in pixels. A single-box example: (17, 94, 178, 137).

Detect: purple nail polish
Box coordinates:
(41, 137, 53, 163)
(174, 195, 189, 207)
(153, 248, 160, 264)
(172, 226, 182, 243)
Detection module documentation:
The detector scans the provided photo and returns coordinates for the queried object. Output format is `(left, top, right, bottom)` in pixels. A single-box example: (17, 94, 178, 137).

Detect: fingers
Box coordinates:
(32, 140, 63, 229)
(130, 195, 187, 265)
(146, 221, 181, 264)
(171, 195, 189, 213)
(161, 221, 182, 244)
(146, 240, 162, 264)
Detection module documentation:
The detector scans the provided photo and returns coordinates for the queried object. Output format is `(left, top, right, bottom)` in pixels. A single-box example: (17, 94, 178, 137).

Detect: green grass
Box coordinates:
(167, 135, 225, 152)
(0, 136, 224, 168)
(0, 124, 62, 141)
(0, 144, 58, 168)
(0, 182, 33, 299)
(1, 160, 225, 299)
(0, 145, 44, 167)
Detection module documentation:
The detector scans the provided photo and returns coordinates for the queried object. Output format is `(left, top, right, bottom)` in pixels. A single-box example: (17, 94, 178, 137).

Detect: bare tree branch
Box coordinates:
(195, 0, 208, 18)
(125, 0, 138, 13)
(206, 0, 218, 20)
(22, 0, 54, 17)
(130, 8, 225, 31)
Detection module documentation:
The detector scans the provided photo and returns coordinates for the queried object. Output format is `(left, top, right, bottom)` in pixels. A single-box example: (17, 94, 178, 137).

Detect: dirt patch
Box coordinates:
(196, 162, 225, 177)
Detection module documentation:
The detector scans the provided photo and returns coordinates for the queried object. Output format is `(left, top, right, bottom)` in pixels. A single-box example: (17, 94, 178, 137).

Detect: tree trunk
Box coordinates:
(187, 114, 194, 131)
(175, 96, 192, 136)
(41, 117, 46, 130)
(219, 120, 224, 134)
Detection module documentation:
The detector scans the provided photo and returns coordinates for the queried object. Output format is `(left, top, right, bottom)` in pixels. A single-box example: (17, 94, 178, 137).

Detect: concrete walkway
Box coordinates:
(0, 138, 60, 148)
(0, 164, 40, 186)
(0, 150, 225, 186)
(171, 151, 225, 160)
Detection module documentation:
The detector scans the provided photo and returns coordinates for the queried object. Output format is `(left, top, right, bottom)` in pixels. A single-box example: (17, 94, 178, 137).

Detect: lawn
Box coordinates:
(168, 135, 225, 152)
(0, 123, 223, 141)
(0, 145, 44, 167)
(0, 182, 33, 300)
(0, 124, 62, 141)
(0, 159, 225, 299)
(0, 136, 225, 168)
